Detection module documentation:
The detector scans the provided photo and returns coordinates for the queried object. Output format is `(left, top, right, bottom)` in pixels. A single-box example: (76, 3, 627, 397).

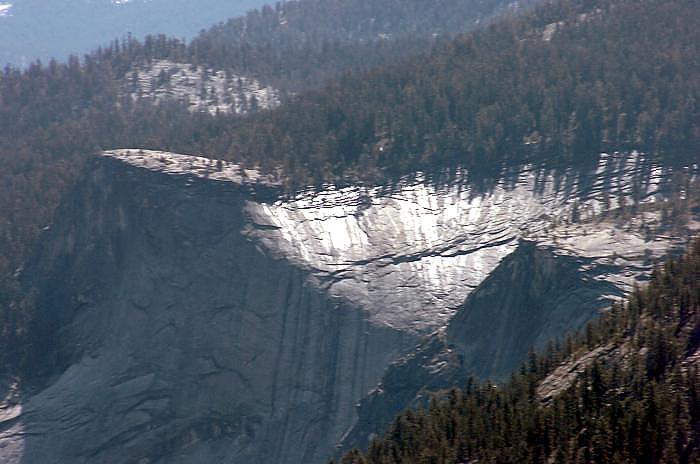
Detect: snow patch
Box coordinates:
(542, 8, 602, 41)
(0, 380, 23, 461)
(542, 21, 562, 41)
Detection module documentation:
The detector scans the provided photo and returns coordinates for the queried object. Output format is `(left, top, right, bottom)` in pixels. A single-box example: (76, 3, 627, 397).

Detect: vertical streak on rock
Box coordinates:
(270, 269, 294, 415)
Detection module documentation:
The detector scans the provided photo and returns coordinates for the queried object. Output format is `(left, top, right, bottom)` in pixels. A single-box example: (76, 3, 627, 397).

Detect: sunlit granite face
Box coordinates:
(105, 149, 698, 333)
(245, 152, 697, 332)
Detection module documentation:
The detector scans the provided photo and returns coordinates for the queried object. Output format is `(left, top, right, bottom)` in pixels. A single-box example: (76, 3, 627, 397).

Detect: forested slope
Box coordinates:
(213, 0, 699, 180)
(338, 237, 700, 464)
(0, 0, 266, 67)
(186, 0, 529, 91)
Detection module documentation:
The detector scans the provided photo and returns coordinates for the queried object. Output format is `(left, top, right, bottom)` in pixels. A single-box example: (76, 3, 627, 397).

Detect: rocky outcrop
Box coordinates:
(338, 241, 628, 451)
(0, 154, 413, 464)
(124, 60, 281, 115)
(337, 235, 697, 453)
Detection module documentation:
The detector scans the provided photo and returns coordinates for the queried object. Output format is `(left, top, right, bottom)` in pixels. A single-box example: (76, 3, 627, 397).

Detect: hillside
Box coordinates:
(205, 0, 699, 182)
(186, 0, 530, 92)
(0, 0, 526, 259)
(338, 238, 700, 463)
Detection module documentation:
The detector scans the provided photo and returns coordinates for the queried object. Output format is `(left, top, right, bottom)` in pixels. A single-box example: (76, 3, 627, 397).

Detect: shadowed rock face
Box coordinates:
(446, 241, 622, 381)
(0, 150, 696, 463)
(3, 157, 413, 464)
(338, 334, 468, 453)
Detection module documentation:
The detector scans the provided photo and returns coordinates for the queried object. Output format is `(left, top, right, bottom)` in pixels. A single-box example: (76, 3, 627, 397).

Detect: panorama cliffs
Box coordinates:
(0, 149, 697, 463)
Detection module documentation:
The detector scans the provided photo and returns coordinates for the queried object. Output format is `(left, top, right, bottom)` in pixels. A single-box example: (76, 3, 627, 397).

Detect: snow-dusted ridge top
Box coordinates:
(102, 149, 279, 185)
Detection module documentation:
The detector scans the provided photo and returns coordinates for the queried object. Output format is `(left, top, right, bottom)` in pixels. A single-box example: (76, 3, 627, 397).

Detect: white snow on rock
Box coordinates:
(0, 3, 12, 17)
(103, 149, 698, 334)
(0, 380, 23, 461)
(123, 60, 280, 115)
(542, 22, 562, 41)
(102, 149, 279, 185)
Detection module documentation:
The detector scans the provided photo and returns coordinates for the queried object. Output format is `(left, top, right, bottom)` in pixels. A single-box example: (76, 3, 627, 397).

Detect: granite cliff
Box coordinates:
(0, 150, 696, 463)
